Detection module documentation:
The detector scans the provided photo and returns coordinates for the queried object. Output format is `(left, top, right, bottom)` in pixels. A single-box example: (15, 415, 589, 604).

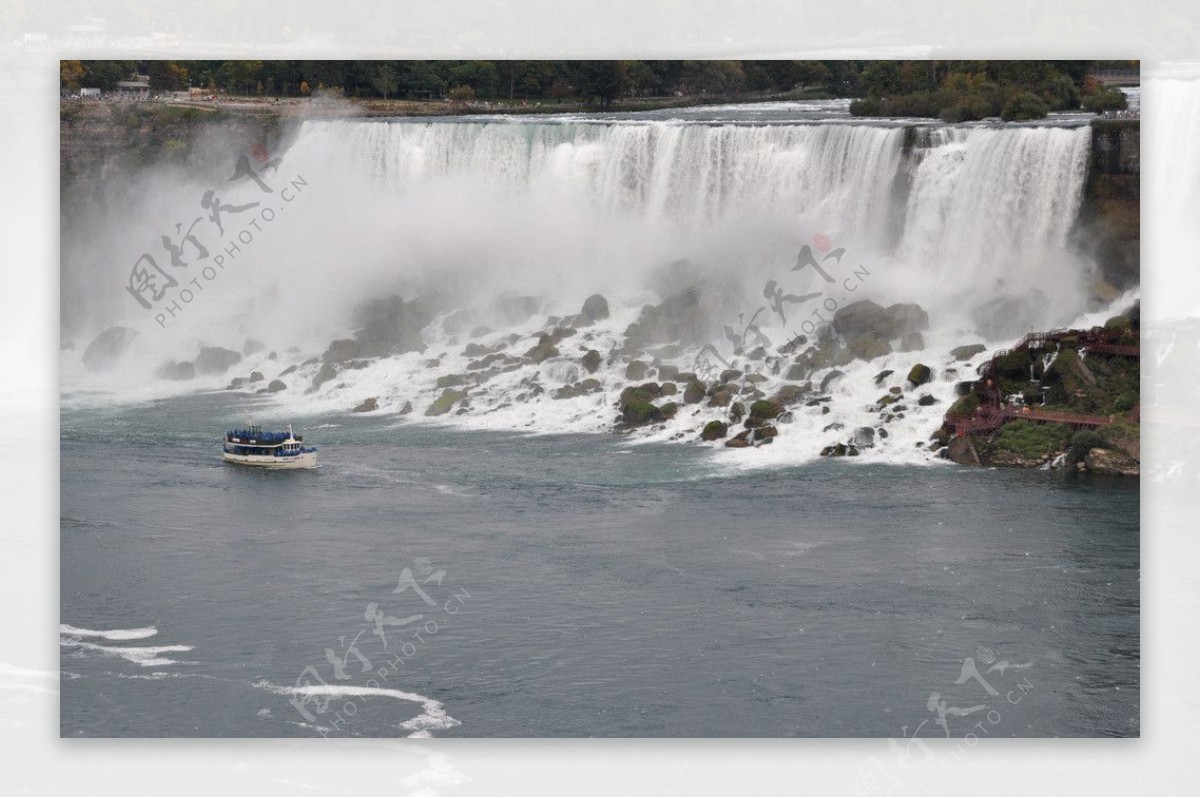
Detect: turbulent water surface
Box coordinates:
(60, 392, 1138, 737)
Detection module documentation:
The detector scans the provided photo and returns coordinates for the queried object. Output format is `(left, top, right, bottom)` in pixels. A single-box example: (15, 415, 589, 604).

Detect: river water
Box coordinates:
(60, 390, 1138, 737)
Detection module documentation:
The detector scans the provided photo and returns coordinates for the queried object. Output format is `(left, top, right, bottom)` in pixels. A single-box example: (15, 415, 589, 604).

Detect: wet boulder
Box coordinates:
(310, 362, 337, 391)
(950, 343, 987, 361)
(819, 369, 845, 393)
(580, 294, 610, 324)
(899, 332, 925, 352)
(626, 360, 649, 380)
(524, 334, 560, 364)
(426, 389, 467, 416)
(772, 384, 809, 406)
(353, 397, 379, 412)
(683, 380, 707, 404)
(725, 431, 752, 448)
(81, 326, 139, 372)
(852, 426, 876, 448)
(581, 349, 602, 374)
(156, 360, 195, 381)
(352, 294, 434, 358)
(701, 420, 729, 441)
(266, 379, 287, 393)
(748, 399, 783, 421)
(195, 346, 243, 375)
(833, 300, 928, 340)
(907, 363, 933, 386)
(753, 425, 778, 442)
(624, 288, 707, 349)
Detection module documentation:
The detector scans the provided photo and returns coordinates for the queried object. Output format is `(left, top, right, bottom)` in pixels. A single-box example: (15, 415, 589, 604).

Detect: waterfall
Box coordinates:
(282, 117, 1094, 331)
(64, 112, 1109, 453)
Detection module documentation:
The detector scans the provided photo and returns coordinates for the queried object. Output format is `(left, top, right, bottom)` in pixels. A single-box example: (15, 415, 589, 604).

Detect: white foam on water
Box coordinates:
(59, 639, 194, 668)
(254, 679, 460, 738)
(59, 624, 158, 641)
(59, 626, 195, 668)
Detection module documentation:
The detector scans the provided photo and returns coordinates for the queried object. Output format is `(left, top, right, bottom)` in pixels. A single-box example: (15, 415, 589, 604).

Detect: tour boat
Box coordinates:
(222, 424, 317, 469)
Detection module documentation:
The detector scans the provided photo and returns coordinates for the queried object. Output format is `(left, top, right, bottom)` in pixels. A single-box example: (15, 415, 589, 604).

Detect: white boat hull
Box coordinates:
(222, 451, 318, 469)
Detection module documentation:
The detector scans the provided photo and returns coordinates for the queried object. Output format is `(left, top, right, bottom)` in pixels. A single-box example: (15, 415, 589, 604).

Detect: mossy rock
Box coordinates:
(1104, 314, 1131, 330)
(436, 373, 467, 388)
(581, 349, 602, 374)
(621, 400, 661, 426)
(701, 420, 729, 441)
(683, 380, 706, 404)
(749, 399, 782, 420)
(907, 363, 933, 386)
(659, 402, 678, 420)
(426, 388, 467, 416)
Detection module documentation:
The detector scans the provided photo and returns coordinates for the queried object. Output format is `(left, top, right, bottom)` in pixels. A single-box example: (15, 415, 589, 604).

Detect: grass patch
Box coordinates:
(991, 420, 1072, 460)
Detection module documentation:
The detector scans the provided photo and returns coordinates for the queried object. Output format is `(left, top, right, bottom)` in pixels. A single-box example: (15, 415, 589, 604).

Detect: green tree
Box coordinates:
(371, 64, 398, 100)
(80, 60, 136, 91)
(1001, 90, 1049, 121)
(575, 60, 629, 108)
(1082, 88, 1128, 113)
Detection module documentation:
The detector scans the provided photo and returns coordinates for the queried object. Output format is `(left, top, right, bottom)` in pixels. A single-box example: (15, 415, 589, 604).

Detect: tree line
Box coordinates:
(60, 59, 1136, 113)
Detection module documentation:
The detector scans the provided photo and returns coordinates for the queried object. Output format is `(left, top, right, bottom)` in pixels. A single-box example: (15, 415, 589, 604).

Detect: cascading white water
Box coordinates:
(899, 125, 1091, 301)
(278, 118, 1095, 331)
(303, 120, 906, 236)
(63, 113, 1115, 464)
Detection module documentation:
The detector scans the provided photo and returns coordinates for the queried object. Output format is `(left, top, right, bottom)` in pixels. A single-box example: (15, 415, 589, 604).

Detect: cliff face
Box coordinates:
(60, 102, 298, 198)
(1080, 120, 1140, 292)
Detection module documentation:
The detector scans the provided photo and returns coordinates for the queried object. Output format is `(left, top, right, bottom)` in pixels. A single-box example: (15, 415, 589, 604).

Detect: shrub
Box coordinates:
(1082, 88, 1128, 113)
(945, 393, 979, 421)
(448, 84, 476, 101)
(849, 97, 882, 116)
(1113, 391, 1138, 413)
(1067, 429, 1107, 463)
(1001, 91, 1049, 121)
